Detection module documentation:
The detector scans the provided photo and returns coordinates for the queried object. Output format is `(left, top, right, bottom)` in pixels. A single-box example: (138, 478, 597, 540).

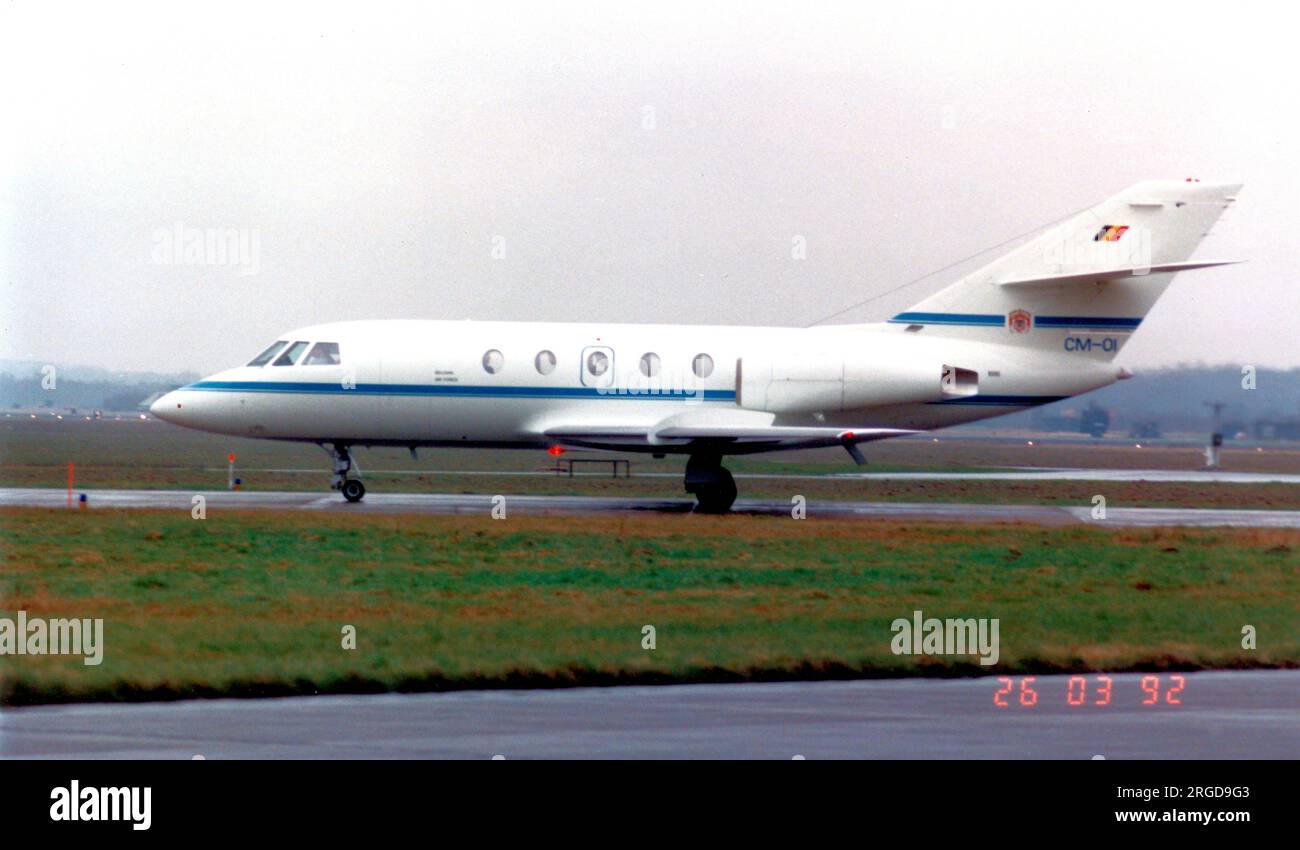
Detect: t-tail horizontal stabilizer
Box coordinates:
(995, 259, 1244, 287)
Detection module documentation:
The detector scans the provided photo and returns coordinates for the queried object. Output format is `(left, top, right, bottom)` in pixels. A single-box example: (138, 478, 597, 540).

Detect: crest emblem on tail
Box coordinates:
(1008, 309, 1032, 333)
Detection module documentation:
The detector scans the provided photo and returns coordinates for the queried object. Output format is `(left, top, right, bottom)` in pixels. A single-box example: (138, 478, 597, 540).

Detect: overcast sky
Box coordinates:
(2, 0, 1296, 375)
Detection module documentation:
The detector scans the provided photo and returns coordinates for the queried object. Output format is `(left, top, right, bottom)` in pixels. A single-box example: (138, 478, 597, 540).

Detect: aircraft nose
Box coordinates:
(147, 385, 236, 435)
(150, 391, 180, 422)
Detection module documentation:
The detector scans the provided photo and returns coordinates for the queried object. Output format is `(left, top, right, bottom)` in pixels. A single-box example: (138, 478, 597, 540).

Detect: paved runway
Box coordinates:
(826, 468, 1300, 484)
(200, 466, 1300, 484)
(3, 487, 1298, 527)
(3, 671, 1296, 759)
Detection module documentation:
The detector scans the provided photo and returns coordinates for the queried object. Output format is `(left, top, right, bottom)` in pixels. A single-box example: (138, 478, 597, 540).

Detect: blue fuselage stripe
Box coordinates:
(888, 312, 1005, 326)
(1035, 316, 1142, 329)
(185, 380, 737, 401)
(183, 381, 1064, 407)
(888, 312, 1141, 330)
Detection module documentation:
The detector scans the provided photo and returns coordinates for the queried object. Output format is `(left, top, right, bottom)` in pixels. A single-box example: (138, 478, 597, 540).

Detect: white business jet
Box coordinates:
(152, 180, 1240, 512)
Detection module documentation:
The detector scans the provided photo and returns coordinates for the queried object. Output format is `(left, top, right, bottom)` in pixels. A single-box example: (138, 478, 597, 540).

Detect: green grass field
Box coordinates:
(2, 508, 1296, 705)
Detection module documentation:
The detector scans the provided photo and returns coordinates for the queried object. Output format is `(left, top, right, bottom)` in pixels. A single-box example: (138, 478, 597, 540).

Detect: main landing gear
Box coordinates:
(326, 443, 366, 502)
(341, 478, 366, 503)
(685, 453, 737, 514)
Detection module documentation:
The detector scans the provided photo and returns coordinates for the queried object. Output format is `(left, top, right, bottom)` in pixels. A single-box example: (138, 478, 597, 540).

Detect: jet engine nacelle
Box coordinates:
(737, 353, 978, 414)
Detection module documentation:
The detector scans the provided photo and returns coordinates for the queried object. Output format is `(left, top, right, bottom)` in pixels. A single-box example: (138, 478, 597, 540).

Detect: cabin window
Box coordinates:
(535, 350, 556, 375)
(692, 353, 714, 378)
(586, 350, 609, 376)
(302, 342, 341, 365)
(273, 341, 310, 366)
(482, 349, 504, 374)
(247, 340, 288, 367)
(639, 352, 660, 377)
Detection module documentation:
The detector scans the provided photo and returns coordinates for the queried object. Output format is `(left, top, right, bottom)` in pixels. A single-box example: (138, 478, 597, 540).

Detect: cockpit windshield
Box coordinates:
(302, 342, 341, 365)
(273, 341, 310, 366)
(247, 340, 288, 367)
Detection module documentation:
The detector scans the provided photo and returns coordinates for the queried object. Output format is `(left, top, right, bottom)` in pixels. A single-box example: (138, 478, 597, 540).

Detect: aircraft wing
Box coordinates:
(543, 423, 913, 446)
(541, 409, 916, 459)
(652, 424, 913, 444)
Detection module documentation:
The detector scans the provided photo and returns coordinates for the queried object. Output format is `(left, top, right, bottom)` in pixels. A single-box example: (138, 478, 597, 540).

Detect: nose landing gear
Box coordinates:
(325, 443, 366, 502)
(685, 453, 737, 514)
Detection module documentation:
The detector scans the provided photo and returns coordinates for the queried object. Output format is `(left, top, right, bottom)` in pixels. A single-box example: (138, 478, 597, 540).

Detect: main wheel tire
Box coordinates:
(341, 479, 366, 503)
(693, 468, 736, 514)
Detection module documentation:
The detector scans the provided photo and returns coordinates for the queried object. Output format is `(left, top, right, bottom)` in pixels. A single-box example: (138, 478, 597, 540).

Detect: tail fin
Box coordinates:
(889, 180, 1242, 360)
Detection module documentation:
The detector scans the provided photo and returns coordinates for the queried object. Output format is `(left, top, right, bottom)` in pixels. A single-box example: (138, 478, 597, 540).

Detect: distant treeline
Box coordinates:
(992, 366, 1300, 438)
(0, 374, 193, 412)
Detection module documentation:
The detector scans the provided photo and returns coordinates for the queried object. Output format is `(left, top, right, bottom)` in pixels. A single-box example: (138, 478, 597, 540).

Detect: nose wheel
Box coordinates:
(325, 443, 366, 502)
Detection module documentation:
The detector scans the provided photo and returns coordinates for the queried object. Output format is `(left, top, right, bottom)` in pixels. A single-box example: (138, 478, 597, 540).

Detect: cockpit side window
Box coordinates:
(302, 342, 341, 365)
(247, 340, 288, 367)
(273, 340, 310, 366)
